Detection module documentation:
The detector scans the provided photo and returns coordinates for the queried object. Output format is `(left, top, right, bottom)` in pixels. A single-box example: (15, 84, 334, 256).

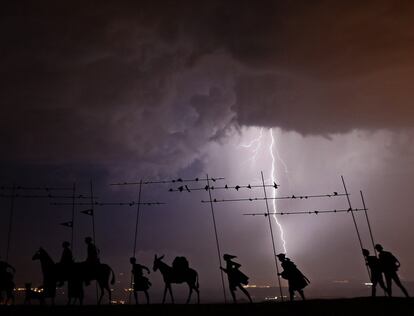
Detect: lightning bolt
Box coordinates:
(239, 128, 264, 164)
(240, 127, 288, 253)
(269, 128, 288, 253)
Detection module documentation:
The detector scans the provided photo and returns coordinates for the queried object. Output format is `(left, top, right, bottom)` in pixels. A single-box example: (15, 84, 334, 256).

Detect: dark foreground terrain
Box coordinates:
(0, 297, 412, 316)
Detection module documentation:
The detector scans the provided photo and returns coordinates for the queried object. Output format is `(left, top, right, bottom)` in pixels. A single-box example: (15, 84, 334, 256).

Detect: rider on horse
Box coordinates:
(84, 237, 100, 285)
(57, 241, 74, 285)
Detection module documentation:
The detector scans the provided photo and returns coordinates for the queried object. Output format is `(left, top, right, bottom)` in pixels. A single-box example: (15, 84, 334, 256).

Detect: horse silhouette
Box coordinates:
(32, 248, 115, 304)
(153, 254, 199, 304)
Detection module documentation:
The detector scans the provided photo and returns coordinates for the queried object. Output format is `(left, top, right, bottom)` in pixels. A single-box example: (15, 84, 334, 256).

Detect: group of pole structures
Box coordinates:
(1, 174, 379, 304)
(168, 172, 286, 301)
(0, 185, 95, 264)
(51, 180, 165, 304)
(112, 176, 228, 304)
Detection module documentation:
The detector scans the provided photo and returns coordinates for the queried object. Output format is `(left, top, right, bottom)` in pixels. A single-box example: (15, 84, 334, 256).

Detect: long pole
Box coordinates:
(129, 180, 143, 304)
(71, 182, 76, 256)
(90, 180, 99, 303)
(6, 185, 15, 263)
(341, 176, 371, 279)
(206, 174, 227, 303)
(132, 180, 143, 258)
(261, 171, 284, 301)
(360, 191, 376, 255)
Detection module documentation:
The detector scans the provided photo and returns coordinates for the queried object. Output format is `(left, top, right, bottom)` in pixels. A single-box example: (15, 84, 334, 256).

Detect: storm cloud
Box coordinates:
(1, 0, 414, 171)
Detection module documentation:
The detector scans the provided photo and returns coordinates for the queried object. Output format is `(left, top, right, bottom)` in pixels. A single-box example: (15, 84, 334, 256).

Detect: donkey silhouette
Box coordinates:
(153, 254, 199, 304)
(32, 248, 115, 304)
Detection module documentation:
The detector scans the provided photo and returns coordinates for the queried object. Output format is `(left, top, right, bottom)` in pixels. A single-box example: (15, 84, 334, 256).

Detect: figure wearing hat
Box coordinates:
(84, 237, 100, 286)
(375, 244, 409, 297)
(57, 241, 74, 285)
(276, 253, 309, 301)
(220, 254, 252, 303)
(60, 241, 74, 265)
(130, 257, 151, 304)
(85, 237, 100, 265)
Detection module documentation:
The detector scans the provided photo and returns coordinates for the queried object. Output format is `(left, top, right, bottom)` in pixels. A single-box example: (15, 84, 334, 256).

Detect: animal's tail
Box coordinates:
(110, 267, 116, 285)
(196, 271, 199, 289)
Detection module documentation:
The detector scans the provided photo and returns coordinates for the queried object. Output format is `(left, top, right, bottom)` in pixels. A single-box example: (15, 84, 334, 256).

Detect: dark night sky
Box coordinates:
(1, 0, 414, 302)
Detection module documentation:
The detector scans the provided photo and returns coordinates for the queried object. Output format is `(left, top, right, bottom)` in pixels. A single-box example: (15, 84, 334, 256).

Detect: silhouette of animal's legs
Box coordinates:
(298, 289, 305, 300)
(238, 285, 252, 303)
(186, 284, 193, 304)
(162, 285, 168, 304)
(194, 286, 200, 304)
(133, 291, 138, 305)
(168, 284, 174, 304)
(144, 290, 150, 304)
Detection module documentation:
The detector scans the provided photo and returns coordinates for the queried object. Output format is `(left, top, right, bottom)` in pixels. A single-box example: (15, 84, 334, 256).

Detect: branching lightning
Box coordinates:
(239, 128, 264, 164)
(240, 127, 288, 253)
(269, 128, 287, 253)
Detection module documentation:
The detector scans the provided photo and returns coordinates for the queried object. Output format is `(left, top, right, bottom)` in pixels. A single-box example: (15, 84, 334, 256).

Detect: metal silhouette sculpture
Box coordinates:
(0, 258, 15, 305)
(375, 244, 410, 297)
(362, 249, 387, 297)
(32, 247, 115, 304)
(130, 257, 151, 304)
(220, 254, 252, 303)
(153, 254, 200, 304)
(277, 253, 309, 301)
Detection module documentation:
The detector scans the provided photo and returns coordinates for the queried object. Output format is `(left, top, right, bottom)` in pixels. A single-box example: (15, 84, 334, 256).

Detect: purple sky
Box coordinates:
(1, 0, 414, 302)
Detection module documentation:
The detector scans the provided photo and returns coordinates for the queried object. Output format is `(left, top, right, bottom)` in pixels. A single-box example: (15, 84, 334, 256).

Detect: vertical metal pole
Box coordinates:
(206, 174, 227, 303)
(261, 171, 284, 301)
(132, 180, 143, 258)
(341, 176, 371, 279)
(129, 180, 143, 304)
(6, 185, 15, 263)
(90, 181, 96, 243)
(90, 180, 99, 304)
(360, 191, 376, 255)
(71, 182, 76, 257)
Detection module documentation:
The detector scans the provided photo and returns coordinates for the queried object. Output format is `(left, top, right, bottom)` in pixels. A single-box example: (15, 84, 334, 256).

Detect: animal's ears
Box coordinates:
(160, 255, 165, 260)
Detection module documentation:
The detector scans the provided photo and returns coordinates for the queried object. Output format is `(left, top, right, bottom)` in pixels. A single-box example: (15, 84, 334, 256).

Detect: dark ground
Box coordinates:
(0, 298, 413, 316)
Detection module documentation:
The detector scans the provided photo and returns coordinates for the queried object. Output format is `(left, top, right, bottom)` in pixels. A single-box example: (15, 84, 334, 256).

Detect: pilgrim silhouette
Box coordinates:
(362, 249, 387, 297)
(277, 253, 309, 301)
(130, 257, 151, 304)
(220, 254, 252, 303)
(375, 244, 409, 297)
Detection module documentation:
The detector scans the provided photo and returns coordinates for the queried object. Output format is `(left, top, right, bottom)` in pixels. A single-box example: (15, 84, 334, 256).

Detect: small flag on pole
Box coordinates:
(60, 221, 73, 228)
(81, 209, 94, 216)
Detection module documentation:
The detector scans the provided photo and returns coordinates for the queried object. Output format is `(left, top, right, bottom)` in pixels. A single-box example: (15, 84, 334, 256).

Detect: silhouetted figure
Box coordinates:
(33, 247, 115, 305)
(153, 254, 200, 304)
(362, 249, 387, 297)
(57, 241, 74, 286)
(60, 241, 74, 265)
(84, 237, 100, 286)
(277, 254, 309, 301)
(220, 254, 252, 303)
(0, 257, 15, 305)
(130, 257, 151, 304)
(85, 237, 100, 264)
(375, 244, 410, 297)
